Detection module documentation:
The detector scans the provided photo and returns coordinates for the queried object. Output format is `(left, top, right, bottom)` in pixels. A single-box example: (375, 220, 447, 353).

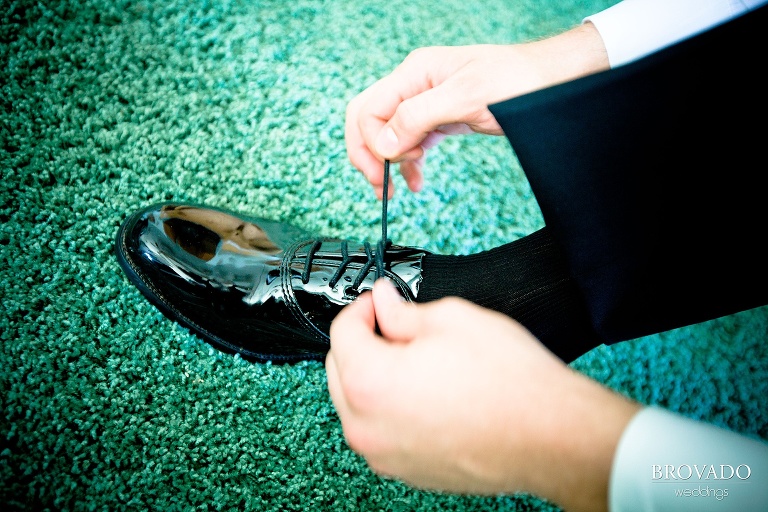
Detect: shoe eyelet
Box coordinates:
(343, 287, 360, 300)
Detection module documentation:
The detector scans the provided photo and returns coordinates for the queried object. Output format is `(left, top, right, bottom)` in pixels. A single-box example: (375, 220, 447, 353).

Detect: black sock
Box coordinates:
(416, 226, 601, 362)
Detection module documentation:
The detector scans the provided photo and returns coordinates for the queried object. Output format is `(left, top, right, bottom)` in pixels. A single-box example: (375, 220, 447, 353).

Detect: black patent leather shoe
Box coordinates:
(115, 203, 429, 363)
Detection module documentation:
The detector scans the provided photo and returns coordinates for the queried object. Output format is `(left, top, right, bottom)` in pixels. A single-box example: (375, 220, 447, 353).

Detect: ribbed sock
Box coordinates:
(416, 227, 601, 362)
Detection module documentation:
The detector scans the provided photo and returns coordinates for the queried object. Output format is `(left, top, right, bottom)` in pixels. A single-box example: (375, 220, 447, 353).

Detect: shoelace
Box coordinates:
(376, 159, 392, 279)
(300, 160, 393, 292)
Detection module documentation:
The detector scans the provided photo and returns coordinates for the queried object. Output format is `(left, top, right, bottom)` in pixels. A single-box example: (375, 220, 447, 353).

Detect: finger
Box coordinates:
(347, 137, 424, 188)
(329, 291, 393, 376)
(346, 92, 389, 191)
(371, 279, 425, 342)
(348, 93, 423, 198)
(329, 291, 376, 350)
(374, 84, 460, 159)
(395, 129, 451, 192)
(395, 127, 466, 192)
(325, 352, 350, 420)
(353, 146, 395, 200)
(357, 60, 441, 161)
(420, 131, 447, 150)
(398, 158, 424, 193)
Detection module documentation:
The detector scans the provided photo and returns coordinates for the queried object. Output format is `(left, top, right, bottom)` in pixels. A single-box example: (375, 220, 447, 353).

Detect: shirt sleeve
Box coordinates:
(609, 407, 768, 512)
(584, 0, 768, 67)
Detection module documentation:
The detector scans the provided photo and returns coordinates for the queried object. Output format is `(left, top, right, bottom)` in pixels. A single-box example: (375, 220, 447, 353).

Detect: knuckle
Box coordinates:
(404, 46, 436, 64)
(393, 98, 422, 133)
(346, 94, 362, 116)
(432, 296, 472, 317)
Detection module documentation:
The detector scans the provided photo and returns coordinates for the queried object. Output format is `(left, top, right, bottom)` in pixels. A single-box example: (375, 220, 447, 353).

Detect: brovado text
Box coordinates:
(652, 464, 752, 481)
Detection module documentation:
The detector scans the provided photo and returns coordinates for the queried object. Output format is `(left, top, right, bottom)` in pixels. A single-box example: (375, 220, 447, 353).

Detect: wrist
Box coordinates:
(527, 21, 610, 86)
(524, 370, 641, 512)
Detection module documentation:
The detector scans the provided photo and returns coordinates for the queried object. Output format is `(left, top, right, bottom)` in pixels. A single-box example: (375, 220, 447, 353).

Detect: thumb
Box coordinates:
(374, 86, 453, 159)
(372, 279, 424, 342)
(328, 291, 392, 374)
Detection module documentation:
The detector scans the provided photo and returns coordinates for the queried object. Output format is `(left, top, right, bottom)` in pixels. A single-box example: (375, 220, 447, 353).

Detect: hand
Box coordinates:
(326, 279, 639, 512)
(345, 23, 609, 198)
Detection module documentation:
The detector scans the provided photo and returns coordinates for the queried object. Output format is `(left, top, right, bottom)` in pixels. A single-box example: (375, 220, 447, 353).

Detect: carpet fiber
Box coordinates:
(2, 0, 766, 510)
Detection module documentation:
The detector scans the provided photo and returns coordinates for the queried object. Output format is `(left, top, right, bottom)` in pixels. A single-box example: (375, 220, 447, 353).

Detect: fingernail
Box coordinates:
(375, 126, 398, 156)
(375, 278, 403, 302)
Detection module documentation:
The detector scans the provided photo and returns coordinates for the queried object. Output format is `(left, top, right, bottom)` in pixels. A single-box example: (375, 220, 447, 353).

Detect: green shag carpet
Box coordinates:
(2, 0, 767, 510)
